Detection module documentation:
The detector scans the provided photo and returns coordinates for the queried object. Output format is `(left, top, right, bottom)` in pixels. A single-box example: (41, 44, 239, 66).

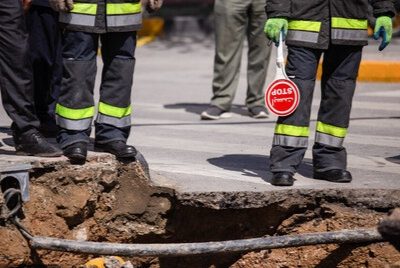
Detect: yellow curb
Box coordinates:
(137, 35, 157, 47)
(317, 61, 400, 82)
(137, 17, 164, 47)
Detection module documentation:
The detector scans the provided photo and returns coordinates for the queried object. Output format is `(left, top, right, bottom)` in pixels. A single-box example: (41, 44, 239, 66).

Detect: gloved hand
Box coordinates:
(144, 0, 163, 13)
(49, 0, 74, 12)
(373, 16, 393, 51)
(264, 18, 288, 46)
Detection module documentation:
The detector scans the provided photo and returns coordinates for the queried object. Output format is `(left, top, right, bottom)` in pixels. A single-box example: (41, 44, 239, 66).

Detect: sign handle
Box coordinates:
(275, 31, 287, 80)
(277, 31, 284, 65)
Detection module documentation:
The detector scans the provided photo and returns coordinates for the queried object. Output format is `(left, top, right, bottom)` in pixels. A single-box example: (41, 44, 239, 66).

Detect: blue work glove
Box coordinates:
(373, 16, 393, 51)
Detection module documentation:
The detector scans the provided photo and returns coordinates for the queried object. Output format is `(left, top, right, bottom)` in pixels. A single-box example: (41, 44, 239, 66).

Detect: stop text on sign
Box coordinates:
(265, 79, 300, 117)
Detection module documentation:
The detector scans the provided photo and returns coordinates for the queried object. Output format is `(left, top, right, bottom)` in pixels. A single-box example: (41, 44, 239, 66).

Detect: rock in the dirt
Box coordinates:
(378, 208, 400, 251)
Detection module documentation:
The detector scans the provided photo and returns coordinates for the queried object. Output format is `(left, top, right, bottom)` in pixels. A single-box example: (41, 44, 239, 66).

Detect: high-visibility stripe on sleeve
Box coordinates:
(98, 102, 131, 118)
(316, 121, 347, 138)
(288, 20, 322, 32)
(275, 124, 309, 137)
(106, 3, 141, 15)
(71, 3, 97, 15)
(331, 17, 368, 30)
(56, 103, 95, 120)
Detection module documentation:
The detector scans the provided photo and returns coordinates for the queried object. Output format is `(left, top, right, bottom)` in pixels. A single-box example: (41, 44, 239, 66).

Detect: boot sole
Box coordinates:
(94, 147, 136, 159)
(16, 151, 63, 157)
(65, 153, 87, 161)
(313, 176, 352, 183)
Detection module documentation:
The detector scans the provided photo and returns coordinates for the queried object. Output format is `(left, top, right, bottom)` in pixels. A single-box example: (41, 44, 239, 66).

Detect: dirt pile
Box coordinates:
(0, 156, 172, 267)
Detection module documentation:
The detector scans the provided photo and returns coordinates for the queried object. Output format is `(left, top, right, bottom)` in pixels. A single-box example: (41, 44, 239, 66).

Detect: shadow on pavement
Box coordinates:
(207, 154, 273, 183)
(207, 154, 314, 185)
(386, 155, 400, 165)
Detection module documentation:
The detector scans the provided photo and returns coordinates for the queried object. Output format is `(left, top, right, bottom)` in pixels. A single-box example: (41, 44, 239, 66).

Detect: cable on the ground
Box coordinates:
(28, 228, 383, 257)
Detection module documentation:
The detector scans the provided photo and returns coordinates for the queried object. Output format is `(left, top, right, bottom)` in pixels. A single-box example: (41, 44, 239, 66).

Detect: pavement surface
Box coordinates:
(0, 19, 399, 195)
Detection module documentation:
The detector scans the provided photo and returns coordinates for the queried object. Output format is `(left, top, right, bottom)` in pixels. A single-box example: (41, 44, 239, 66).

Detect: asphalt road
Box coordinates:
(0, 21, 399, 194)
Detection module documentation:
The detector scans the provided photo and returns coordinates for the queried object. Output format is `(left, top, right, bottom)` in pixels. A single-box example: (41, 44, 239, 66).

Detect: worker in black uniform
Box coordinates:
(0, 0, 62, 157)
(264, 0, 395, 186)
(27, 0, 62, 137)
(49, 0, 162, 162)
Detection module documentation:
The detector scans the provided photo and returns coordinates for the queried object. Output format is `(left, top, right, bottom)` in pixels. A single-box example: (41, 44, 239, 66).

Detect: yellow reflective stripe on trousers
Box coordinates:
(71, 3, 97, 15)
(331, 17, 368, 30)
(98, 102, 131, 118)
(316, 121, 347, 138)
(106, 3, 141, 15)
(56, 104, 95, 120)
(275, 124, 309, 137)
(288, 20, 322, 32)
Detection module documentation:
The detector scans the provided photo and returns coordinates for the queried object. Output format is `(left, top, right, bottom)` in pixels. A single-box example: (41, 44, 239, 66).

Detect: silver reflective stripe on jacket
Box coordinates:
(107, 13, 142, 27)
(59, 12, 96, 27)
(287, 30, 319, 43)
(331, 29, 368, 41)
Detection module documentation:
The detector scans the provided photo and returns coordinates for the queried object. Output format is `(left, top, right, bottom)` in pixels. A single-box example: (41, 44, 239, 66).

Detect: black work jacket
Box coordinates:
(265, 0, 396, 49)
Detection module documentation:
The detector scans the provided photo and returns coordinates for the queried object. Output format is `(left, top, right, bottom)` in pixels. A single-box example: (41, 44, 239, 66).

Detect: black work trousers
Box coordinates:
(270, 45, 362, 174)
(27, 5, 62, 126)
(57, 31, 136, 148)
(0, 0, 40, 137)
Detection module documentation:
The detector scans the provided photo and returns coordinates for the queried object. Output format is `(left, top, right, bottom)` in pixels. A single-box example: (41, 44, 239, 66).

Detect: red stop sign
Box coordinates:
(265, 79, 300, 117)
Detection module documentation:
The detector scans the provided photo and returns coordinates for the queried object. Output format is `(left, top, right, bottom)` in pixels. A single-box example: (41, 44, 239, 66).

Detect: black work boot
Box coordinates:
(15, 131, 62, 157)
(94, 141, 137, 159)
(313, 169, 352, 183)
(271, 172, 295, 186)
(63, 142, 87, 163)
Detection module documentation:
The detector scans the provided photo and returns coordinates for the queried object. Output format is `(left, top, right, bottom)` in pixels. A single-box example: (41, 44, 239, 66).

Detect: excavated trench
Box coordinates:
(0, 156, 399, 268)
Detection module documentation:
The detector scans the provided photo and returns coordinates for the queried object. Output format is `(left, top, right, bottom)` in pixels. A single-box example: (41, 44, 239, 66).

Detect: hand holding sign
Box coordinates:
(265, 32, 300, 117)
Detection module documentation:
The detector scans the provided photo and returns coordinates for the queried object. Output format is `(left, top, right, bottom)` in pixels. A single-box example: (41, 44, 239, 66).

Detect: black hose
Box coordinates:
(30, 228, 383, 257)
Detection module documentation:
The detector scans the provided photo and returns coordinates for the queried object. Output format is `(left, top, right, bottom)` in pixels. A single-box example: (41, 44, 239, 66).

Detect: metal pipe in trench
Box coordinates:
(30, 229, 383, 257)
